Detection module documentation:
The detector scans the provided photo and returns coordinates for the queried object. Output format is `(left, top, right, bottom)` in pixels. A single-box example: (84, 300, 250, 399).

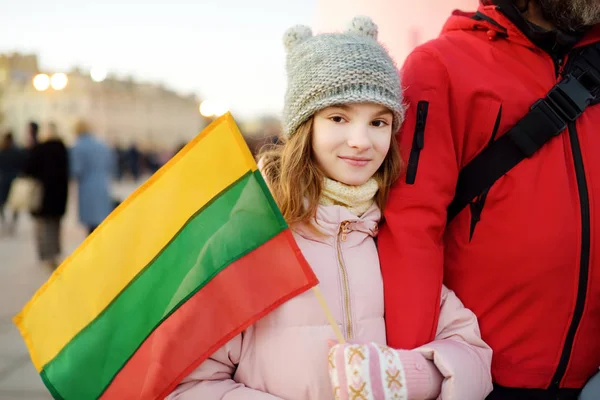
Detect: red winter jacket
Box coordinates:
(379, 4, 600, 391)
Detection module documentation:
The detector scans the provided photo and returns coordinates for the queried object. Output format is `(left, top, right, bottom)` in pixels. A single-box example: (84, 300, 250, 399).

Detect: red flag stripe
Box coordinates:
(100, 230, 317, 400)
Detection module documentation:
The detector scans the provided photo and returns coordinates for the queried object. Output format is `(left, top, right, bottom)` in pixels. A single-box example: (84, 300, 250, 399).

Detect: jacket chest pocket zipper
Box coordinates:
(406, 101, 429, 185)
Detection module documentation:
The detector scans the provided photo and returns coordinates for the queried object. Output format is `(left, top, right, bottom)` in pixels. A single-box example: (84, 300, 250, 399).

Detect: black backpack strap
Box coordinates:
(447, 43, 600, 222)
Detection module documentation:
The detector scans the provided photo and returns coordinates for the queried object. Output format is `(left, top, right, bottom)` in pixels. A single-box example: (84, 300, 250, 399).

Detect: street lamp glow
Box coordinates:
(212, 101, 229, 117)
(91, 67, 107, 82)
(200, 100, 214, 117)
(199, 99, 228, 117)
(50, 73, 68, 90)
(33, 74, 50, 91)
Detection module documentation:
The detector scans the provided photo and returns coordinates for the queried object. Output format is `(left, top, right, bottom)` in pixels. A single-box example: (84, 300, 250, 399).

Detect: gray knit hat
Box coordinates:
(282, 16, 404, 138)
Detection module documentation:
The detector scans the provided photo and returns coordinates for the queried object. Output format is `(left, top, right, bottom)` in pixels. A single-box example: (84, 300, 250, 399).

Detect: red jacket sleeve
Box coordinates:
(379, 48, 460, 350)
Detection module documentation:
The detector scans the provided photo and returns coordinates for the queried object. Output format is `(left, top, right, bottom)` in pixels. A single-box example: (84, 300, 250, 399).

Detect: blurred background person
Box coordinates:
(22, 122, 69, 268)
(114, 142, 128, 182)
(127, 143, 141, 182)
(143, 144, 161, 174)
(0, 132, 26, 236)
(70, 120, 115, 235)
(26, 121, 39, 149)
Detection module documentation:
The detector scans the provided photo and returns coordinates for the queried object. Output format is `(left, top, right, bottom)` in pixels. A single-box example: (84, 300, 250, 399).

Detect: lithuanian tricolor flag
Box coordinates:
(14, 113, 318, 400)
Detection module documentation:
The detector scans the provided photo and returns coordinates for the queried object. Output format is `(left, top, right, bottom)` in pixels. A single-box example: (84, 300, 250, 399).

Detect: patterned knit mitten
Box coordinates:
(328, 342, 408, 400)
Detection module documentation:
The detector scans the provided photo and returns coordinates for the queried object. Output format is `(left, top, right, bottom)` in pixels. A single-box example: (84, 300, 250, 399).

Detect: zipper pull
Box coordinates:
(339, 221, 351, 242)
(556, 56, 569, 78)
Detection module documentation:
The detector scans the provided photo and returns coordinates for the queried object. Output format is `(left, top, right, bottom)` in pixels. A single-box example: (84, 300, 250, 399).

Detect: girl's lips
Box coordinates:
(339, 156, 371, 167)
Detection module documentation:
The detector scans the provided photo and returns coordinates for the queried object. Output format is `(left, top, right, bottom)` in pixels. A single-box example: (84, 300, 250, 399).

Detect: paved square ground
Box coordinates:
(0, 180, 141, 399)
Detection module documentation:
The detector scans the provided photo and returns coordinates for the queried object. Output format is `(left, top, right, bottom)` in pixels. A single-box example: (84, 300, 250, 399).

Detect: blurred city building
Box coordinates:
(0, 53, 207, 150)
(238, 115, 282, 155)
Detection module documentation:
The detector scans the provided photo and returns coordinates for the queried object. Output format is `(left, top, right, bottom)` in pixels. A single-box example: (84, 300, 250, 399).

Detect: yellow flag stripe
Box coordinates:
(14, 113, 256, 371)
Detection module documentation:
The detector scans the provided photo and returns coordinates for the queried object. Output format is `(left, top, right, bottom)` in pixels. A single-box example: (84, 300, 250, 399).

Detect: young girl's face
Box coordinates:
(312, 103, 393, 186)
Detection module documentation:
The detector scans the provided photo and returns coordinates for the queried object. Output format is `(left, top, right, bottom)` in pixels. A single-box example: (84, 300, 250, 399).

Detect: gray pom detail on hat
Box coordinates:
(346, 16, 378, 39)
(283, 25, 313, 52)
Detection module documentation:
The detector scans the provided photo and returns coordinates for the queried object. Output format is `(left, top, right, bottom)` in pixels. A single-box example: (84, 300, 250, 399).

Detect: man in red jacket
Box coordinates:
(378, 1, 600, 399)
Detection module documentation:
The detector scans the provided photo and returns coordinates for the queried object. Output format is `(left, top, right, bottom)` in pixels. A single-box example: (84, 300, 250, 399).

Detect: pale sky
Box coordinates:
(0, 0, 479, 120)
(0, 0, 317, 119)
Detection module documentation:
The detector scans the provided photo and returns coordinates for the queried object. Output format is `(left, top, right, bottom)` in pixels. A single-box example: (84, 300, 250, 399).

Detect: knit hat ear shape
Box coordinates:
(283, 25, 313, 52)
(345, 16, 378, 39)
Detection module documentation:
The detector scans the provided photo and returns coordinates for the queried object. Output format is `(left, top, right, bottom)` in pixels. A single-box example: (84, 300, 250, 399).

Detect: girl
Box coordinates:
(168, 16, 492, 400)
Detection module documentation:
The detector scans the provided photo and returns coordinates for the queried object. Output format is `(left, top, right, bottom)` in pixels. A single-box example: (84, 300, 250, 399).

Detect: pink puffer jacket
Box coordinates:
(167, 202, 492, 399)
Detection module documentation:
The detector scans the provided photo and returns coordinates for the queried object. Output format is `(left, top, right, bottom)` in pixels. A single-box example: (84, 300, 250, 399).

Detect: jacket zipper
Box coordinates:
(405, 101, 429, 185)
(553, 56, 562, 77)
(549, 121, 591, 389)
(337, 221, 353, 340)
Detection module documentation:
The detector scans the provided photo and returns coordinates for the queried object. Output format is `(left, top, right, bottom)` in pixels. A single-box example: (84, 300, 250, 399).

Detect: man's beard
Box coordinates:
(537, 0, 600, 31)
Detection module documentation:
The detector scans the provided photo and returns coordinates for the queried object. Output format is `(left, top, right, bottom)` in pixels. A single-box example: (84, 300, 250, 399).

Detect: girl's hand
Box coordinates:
(328, 342, 408, 400)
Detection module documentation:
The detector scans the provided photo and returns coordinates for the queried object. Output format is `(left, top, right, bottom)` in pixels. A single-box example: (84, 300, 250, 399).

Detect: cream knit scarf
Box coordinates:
(319, 177, 379, 217)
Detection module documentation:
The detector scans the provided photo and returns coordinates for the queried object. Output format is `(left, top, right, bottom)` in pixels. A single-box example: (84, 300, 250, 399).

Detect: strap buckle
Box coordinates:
(511, 75, 595, 157)
(544, 75, 594, 121)
(572, 45, 600, 98)
(510, 97, 567, 157)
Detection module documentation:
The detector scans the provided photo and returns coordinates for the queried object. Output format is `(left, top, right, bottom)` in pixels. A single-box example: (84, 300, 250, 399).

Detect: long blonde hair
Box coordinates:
(259, 117, 403, 226)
